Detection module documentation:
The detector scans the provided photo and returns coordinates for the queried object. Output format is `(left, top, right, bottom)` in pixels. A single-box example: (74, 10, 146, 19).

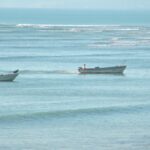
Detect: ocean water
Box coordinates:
(0, 9, 150, 150)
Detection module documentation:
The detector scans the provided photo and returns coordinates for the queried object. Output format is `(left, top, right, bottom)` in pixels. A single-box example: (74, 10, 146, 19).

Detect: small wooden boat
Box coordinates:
(78, 64, 126, 74)
(0, 70, 19, 81)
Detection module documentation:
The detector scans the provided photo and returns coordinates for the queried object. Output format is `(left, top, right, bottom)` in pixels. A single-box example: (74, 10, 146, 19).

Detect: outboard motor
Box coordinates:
(13, 69, 19, 74)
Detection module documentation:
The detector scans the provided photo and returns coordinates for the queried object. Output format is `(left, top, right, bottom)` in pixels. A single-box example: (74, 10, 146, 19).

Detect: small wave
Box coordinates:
(105, 28, 140, 31)
(16, 24, 50, 28)
(0, 53, 117, 59)
(16, 24, 120, 28)
(89, 44, 109, 47)
(0, 103, 149, 121)
(90, 38, 149, 48)
(111, 40, 138, 46)
(15, 24, 122, 33)
(1, 23, 148, 33)
(4, 24, 147, 34)
(16, 24, 96, 31)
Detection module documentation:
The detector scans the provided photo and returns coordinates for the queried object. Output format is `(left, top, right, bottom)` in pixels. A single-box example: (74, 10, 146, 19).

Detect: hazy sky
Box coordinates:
(0, 0, 150, 10)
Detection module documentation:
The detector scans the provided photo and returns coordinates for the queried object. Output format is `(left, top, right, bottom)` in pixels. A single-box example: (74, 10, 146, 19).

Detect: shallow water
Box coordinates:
(0, 13, 150, 149)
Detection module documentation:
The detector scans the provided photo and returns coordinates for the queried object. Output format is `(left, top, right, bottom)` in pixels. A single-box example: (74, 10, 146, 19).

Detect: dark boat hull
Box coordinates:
(0, 70, 19, 81)
(78, 66, 126, 74)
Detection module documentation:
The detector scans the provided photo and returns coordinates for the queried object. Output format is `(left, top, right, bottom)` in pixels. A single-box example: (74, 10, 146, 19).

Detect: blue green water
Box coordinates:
(0, 9, 150, 25)
(0, 9, 150, 150)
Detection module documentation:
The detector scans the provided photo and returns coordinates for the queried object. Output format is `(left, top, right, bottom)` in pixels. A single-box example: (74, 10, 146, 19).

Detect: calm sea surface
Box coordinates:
(0, 9, 150, 150)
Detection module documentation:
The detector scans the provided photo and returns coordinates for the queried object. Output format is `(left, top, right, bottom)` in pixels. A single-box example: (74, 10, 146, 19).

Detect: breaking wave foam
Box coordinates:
(15, 24, 141, 33)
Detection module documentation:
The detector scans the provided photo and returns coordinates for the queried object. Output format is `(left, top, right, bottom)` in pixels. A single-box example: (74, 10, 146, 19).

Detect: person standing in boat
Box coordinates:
(84, 64, 86, 70)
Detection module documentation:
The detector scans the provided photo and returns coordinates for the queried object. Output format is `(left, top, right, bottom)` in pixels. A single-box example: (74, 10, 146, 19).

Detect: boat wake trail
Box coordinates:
(20, 70, 78, 75)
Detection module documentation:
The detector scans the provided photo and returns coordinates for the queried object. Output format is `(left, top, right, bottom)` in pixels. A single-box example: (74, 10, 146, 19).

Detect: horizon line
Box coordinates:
(0, 7, 149, 11)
